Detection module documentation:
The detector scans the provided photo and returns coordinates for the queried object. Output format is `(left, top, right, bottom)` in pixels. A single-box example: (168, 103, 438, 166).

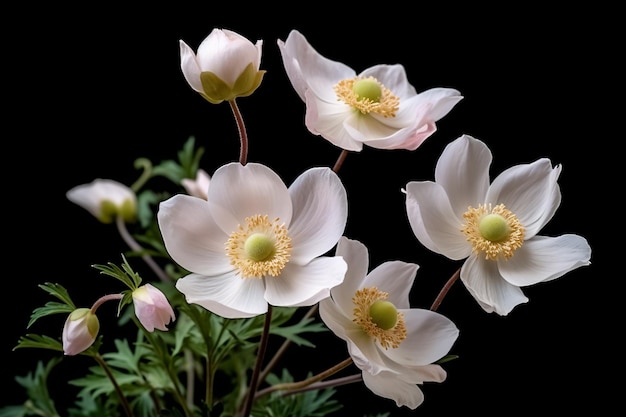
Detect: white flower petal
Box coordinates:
(364, 261, 417, 309)
(288, 167, 347, 264)
(405, 181, 471, 259)
(175, 271, 267, 319)
(435, 135, 492, 218)
(207, 162, 292, 235)
(179, 40, 203, 93)
(331, 237, 370, 318)
(361, 64, 416, 98)
(304, 90, 363, 151)
(157, 194, 232, 275)
(385, 310, 459, 366)
(461, 255, 529, 315)
(500, 235, 591, 286)
(264, 257, 347, 307)
(278, 30, 355, 103)
(362, 370, 425, 409)
(411, 87, 464, 123)
(487, 158, 562, 238)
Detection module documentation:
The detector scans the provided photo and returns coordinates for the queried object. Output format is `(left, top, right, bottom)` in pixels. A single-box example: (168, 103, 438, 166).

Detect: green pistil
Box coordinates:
(353, 78, 382, 102)
(244, 233, 275, 261)
(478, 213, 510, 242)
(369, 300, 397, 330)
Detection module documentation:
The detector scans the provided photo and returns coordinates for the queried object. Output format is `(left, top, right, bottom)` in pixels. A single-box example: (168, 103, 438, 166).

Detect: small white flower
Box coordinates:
(158, 162, 348, 319)
(66, 179, 137, 224)
(277, 30, 463, 152)
(62, 308, 99, 356)
(180, 28, 265, 103)
(319, 237, 459, 409)
(404, 134, 592, 315)
(132, 284, 176, 332)
(181, 169, 211, 200)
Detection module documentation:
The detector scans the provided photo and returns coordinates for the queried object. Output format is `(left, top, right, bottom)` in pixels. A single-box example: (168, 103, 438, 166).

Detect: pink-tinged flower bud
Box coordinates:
(132, 284, 176, 332)
(66, 179, 137, 224)
(181, 169, 211, 200)
(179, 28, 265, 104)
(62, 308, 100, 356)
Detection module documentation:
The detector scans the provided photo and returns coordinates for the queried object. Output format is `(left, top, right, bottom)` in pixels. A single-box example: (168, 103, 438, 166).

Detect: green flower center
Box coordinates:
(478, 213, 510, 242)
(369, 300, 398, 330)
(244, 233, 276, 261)
(353, 78, 382, 102)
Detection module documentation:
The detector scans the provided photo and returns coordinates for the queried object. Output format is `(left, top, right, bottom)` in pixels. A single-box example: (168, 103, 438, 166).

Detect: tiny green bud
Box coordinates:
(369, 300, 397, 330)
(353, 79, 382, 102)
(244, 233, 275, 261)
(478, 213, 510, 242)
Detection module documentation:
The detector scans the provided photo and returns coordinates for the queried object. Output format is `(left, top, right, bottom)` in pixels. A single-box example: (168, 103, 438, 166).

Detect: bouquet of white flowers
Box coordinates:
(3, 24, 594, 417)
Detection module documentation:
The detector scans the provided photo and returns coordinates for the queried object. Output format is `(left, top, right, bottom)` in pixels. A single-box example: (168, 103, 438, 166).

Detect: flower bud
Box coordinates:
(179, 28, 265, 103)
(132, 284, 176, 332)
(181, 169, 211, 200)
(66, 179, 137, 224)
(62, 308, 99, 356)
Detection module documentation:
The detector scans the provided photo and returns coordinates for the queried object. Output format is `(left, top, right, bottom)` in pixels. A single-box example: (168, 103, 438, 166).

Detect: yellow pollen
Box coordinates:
(461, 204, 525, 260)
(352, 287, 406, 349)
(226, 214, 292, 278)
(334, 76, 399, 117)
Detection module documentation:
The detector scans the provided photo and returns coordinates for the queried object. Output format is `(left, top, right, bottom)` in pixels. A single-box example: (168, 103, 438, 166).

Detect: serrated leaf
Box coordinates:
(28, 301, 74, 328)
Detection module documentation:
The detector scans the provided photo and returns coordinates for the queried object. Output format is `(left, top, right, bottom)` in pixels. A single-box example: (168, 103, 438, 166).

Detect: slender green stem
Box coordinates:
(130, 158, 153, 192)
(430, 267, 461, 311)
(229, 99, 248, 166)
(93, 353, 134, 417)
(254, 357, 354, 400)
(238, 306, 273, 417)
(115, 215, 171, 284)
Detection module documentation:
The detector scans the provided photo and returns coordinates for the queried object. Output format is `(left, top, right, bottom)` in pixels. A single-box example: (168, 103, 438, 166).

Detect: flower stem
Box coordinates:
(277, 373, 363, 396)
(238, 306, 272, 417)
(332, 149, 349, 173)
(229, 98, 248, 166)
(430, 267, 461, 311)
(254, 357, 354, 400)
(258, 304, 319, 385)
(93, 353, 134, 417)
(90, 293, 123, 313)
(115, 215, 171, 284)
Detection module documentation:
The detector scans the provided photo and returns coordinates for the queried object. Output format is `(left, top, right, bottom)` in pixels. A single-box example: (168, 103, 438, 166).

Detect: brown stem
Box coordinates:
(278, 373, 363, 396)
(254, 357, 354, 400)
(229, 99, 248, 166)
(115, 215, 171, 284)
(90, 293, 123, 313)
(430, 267, 461, 311)
(332, 149, 349, 173)
(238, 306, 273, 417)
(94, 353, 134, 417)
(258, 304, 319, 385)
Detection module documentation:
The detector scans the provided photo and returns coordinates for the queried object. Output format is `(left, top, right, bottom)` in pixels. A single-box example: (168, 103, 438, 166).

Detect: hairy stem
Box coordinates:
(430, 267, 461, 311)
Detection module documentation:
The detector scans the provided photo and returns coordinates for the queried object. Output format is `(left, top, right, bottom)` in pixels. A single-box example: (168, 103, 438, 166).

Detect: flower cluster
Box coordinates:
(5, 28, 591, 417)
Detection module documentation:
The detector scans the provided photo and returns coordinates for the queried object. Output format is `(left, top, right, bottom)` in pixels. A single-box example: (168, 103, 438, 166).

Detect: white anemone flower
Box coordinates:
(66, 179, 137, 224)
(180, 28, 265, 104)
(277, 29, 463, 152)
(157, 162, 348, 319)
(319, 237, 459, 409)
(404, 134, 592, 315)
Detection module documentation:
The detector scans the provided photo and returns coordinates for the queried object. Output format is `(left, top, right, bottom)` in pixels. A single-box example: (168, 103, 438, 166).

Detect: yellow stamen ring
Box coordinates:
(226, 214, 292, 278)
(334, 76, 399, 117)
(353, 287, 406, 349)
(461, 203, 525, 260)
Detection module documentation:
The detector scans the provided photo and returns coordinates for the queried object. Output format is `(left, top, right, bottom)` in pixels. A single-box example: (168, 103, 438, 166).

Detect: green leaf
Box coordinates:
(92, 254, 141, 290)
(9, 359, 63, 417)
(38, 282, 76, 309)
(14, 334, 63, 352)
(28, 301, 74, 328)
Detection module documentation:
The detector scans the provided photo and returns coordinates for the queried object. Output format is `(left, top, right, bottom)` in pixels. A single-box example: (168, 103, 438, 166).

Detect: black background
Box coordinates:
(4, 4, 616, 415)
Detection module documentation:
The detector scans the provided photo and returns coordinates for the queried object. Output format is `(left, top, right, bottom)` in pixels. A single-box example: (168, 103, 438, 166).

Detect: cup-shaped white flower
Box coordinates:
(404, 134, 592, 315)
(180, 28, 265, 104)
(181, 169, 211, 200)
(66, 179, 137, 224)
(132, 284, 176, 332)
(157, 162, 348, 319)
(319, 237, 459, 409)
(62, 308, 100, 356)
(277, 30, 463, 152)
